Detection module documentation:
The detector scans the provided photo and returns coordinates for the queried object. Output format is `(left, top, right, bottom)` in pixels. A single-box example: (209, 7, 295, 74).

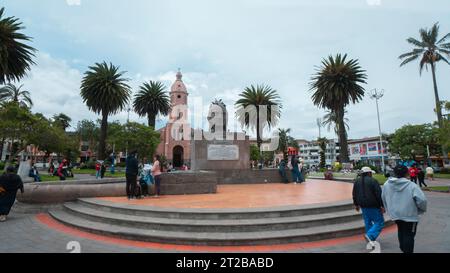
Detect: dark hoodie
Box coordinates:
(352, 175, 383, 208)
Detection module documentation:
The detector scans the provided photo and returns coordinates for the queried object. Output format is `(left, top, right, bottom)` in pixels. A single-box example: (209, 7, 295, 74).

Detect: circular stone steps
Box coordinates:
(48, 198, 391, 246)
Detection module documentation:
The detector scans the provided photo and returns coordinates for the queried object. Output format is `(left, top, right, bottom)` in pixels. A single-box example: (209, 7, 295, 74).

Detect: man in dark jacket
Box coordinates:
(0, 166, 24, 222)
(352, 166, 385, 246)
(125, 150, 139, 200)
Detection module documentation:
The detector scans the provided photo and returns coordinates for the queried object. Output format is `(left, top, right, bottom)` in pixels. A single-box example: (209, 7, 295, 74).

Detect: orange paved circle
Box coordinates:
(98, 180, 353, 209)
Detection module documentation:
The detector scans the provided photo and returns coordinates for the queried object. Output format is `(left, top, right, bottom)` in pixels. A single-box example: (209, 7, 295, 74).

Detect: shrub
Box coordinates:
(440, 168, 450, 174)
(0, 161, 5, 171)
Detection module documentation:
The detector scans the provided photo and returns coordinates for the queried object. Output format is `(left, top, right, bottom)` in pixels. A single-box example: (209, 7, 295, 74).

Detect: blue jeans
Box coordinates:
(361, 207, 385, 241)
(96, 170, 101, 179)
(291, 169, 302, 182)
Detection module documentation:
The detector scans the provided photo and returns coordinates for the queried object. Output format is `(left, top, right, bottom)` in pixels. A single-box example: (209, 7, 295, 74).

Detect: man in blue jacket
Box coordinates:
(382, 165, 427, 253)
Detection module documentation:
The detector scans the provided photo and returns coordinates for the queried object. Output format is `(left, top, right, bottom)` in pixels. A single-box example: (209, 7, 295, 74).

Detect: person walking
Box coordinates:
(100, 161, 106, 179)
(278, 159, 289, 183)
(125, 151, 139, 200)
(408, 164, 418, 184)
(382, 165, 427, 253)
(417, 168, 428, 188)
(290, 156, 301, 184)
(352, 167, 385, 247)
(425, 166, 434, 181)
(95, 161, 101, 180)
(152, 155, 162, 198)
(0, 166, 24, 222)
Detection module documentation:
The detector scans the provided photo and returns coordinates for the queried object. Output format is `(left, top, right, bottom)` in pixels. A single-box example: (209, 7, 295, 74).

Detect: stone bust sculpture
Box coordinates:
(207, 99, 228, 138)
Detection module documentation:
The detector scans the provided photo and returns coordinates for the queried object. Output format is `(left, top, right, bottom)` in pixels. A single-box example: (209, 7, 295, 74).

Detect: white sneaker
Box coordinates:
(364, 234, 375, 247)
(0, 215, 6, 222)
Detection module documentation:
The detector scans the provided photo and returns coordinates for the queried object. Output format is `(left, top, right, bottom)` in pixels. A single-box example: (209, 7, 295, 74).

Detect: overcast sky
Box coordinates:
(2, 0, 450, 140)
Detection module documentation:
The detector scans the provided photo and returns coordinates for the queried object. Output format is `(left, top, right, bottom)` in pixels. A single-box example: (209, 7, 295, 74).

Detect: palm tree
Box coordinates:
(53, 113, 72, 131)
(317, 137, 328, 168)
(277, 128, 291, 160)
(399, 22, 450, 159)
(322, 110, 349, 138)
(133, 81, 171, 128)
(235, 84, 282, 152)
(310, 54, 367, 163)
(80, 62, 131, 160)
(0, 7, 36, 84)
(0, 83, 33, 108)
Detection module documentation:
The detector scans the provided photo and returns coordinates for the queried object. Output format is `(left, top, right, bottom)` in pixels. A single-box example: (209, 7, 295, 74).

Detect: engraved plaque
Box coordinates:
(207, 144, 239, 160)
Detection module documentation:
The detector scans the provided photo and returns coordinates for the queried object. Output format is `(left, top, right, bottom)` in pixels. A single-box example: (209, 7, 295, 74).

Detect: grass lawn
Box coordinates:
(72, 168, 125, 177)
(40, 174, 74, 182)
(435, 173, 450, 179)
(423, 186, 450, 192)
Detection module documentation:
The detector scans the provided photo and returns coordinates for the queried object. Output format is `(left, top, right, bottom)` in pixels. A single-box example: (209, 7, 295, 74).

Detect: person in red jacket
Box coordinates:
(57, 159, 68, 181)
(408, 164, 418, 184)
(95, 161, 101, 180)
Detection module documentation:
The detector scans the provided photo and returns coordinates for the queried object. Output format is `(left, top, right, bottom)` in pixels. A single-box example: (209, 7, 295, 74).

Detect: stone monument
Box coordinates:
(190, 100, 250, 171)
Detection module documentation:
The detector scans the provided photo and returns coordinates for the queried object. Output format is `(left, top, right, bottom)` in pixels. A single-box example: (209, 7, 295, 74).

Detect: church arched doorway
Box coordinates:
(173, 146, 184, 168)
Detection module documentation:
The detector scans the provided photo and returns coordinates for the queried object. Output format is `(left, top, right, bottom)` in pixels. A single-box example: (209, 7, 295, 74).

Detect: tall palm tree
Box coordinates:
(53, 113, 72, 131)
(235, 84, 282, 152)
(399, 22, 450, 159)
(310, 54, 367, 163)
(133, 81, 171, 128)
(0, 7, 36, 84)
(80, 62, 131, 160)
(277, 128, 291, 160)
(0, 83, 33, 108)
(317, 137, 328, 168)
(322, 110, 349, 138)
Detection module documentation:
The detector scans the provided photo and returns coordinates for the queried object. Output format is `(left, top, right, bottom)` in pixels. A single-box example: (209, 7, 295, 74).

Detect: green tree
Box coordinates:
(250, 144, 260, 162)
(133, 81, 171, 128)
(0, 7, 36, 84)
(27, 114, 67, 164)
(80, 62, 131, 160)
(310, 54, 367, 163)
(388, 124, 440, 160)
(0, 83, 33, 108)
(235, 84, 282, 152)
(52, 113, 72, 131)
(399, 23, 450, 160)
(110, 122, 160, 159)
(277, 128, 291, 161)
(322, 110, 349, 138)
(76, 119, 99, 155)
(317, 137, 327, 168)
(0, 102, 35, 166)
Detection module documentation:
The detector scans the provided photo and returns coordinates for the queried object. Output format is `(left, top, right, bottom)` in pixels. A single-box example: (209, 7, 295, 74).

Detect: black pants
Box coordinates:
(418, 179, 427, 187)
(126, 174, 137, 198)
(154, 175, 161, 195)
(395, 220, 418, 253)
(410, 176, 417, 184)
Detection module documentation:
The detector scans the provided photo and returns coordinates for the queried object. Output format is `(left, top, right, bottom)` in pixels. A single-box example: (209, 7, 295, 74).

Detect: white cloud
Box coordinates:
(66, 0, 81, 6)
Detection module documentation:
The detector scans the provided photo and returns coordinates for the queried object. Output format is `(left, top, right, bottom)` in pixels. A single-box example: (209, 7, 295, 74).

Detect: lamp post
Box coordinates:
(370, 89, 386, 174)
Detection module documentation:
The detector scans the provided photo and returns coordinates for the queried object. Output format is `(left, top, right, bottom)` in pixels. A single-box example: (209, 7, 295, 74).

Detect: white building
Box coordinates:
(348, 136, 390, 168)
(297, 139, 340, 167)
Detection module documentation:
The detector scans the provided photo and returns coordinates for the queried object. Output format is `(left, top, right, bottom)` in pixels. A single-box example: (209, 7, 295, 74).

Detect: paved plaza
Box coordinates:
(1, 179, 449, 253)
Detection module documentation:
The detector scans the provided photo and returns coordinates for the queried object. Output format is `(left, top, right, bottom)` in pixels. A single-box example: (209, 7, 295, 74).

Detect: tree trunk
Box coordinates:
(147, 113, 156, 128)
(337, 109, 349, 163)
(430, 63, 448, 161)
(256, 107, 263, 169)
(98, 112, 108, 160)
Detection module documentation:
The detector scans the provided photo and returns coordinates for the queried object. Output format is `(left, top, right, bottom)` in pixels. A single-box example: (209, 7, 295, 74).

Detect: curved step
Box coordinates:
(49, 209, 369, 246)
(77, 198, 355, 220)
(62, 202, 363, 232)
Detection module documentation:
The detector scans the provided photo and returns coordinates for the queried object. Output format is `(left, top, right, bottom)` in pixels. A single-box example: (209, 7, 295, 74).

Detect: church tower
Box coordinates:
(155, 70, 191, 168)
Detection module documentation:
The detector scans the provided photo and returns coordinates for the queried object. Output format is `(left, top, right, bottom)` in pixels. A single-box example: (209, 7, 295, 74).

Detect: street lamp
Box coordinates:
(370, 89, 386, 174)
